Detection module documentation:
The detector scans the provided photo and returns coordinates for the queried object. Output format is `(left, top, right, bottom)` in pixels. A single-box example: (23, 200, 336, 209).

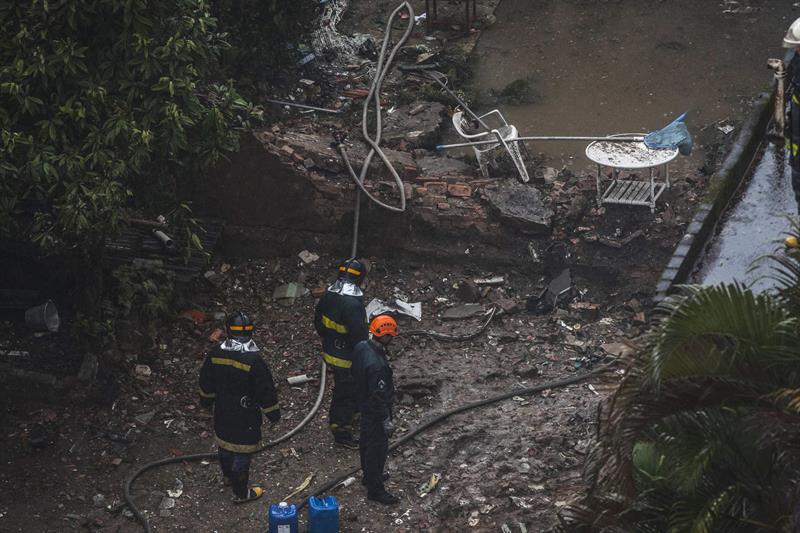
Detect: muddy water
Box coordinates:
(472, 0, 792, 171)
(693, 143, 798, 291)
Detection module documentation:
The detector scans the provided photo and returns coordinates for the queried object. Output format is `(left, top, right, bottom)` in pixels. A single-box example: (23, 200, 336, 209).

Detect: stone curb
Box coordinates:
(653, 89, 775, 301)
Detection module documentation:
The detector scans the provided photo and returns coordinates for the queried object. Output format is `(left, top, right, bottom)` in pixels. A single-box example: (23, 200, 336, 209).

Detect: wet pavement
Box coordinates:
(693, 143, 798, 291)
(471, 0, 793, 171)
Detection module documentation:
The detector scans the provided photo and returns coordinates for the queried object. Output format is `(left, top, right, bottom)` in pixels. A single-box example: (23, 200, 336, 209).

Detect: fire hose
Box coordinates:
(296, 358, 618, 510)
(123, 361, 328, 533)
(337, 1, 415, 257)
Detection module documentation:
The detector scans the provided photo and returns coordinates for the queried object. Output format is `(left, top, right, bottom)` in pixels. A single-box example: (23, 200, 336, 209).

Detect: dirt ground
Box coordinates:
(0, 0, 780, 531)
(0, 195, 688, 532)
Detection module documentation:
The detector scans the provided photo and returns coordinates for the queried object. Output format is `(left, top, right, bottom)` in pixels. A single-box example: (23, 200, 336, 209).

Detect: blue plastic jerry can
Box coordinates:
(268, 502, 298, 533)
(308, 496, 340, 533)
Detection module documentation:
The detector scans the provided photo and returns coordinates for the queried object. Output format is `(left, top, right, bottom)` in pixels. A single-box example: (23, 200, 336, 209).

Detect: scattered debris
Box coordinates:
(166, 478, 184, 498)
(366, 298, 422, 321)
(298, 250, 320, 264)
(273, 283, 309, 302)
(417, 472, 441, 497)
(134, 364, 152, 377)
(178, 309, 209, 324)
(474, 276, 505, 286)
(287, 374, 312, 385)
(282, 472, 315, 501)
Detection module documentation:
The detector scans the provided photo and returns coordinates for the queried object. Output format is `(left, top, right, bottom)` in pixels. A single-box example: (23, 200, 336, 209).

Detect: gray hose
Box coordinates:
(340, 1, 415, 256)
(123, 361, 328, 533)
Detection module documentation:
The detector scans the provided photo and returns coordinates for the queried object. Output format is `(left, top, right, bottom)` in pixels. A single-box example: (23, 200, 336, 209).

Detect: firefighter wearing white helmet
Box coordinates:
(783, 17, 800, 205)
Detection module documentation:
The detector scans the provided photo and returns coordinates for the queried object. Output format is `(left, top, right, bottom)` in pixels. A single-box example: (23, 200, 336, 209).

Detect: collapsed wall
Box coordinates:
(192, 103, 554, 257)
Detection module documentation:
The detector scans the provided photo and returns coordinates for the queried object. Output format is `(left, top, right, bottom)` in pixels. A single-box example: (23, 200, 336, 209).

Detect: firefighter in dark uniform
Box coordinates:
(351, 314, 399, 505)
(314, 258, 368, 449)
(783, 17, 800, 205)
(199, 311, 280, 504)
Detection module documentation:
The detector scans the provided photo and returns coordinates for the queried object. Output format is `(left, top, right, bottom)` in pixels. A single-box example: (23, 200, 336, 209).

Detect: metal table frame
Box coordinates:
(585, 134, 678, 214)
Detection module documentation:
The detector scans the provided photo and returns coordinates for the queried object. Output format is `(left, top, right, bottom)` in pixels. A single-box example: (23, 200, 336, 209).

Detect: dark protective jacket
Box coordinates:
(313, 286, 368, 369)
(199, 340, 280, 453)
(351, 340, 394, 422)
(786, 52, 800, 170)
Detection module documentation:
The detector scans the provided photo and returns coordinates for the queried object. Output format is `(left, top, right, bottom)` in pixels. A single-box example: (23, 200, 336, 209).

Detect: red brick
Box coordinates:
(422, 181, 447, 195)
(447, 183, 472, 197)
(437, 202, 450, 210)
(415, 186, 428, 195)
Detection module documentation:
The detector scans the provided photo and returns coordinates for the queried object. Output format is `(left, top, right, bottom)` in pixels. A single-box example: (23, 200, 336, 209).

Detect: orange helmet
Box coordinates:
(370, 315, 398, 337)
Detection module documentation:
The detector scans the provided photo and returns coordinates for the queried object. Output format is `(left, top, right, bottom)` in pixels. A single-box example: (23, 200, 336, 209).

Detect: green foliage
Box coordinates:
(113, 263, 174, 338)
(561, 243, 800, 532)
(70, 311, 116, 350)
(211, 0, 318, 80)
(167, 202, 209, 263)
(0, 0, 259, 257)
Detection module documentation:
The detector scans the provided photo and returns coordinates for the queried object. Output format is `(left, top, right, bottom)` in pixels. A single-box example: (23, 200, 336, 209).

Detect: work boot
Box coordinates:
(367, 490, 399, 505)
(333, 433, 359, 450)
(232, 486, 263, 504)
(361, 472, 390, 486)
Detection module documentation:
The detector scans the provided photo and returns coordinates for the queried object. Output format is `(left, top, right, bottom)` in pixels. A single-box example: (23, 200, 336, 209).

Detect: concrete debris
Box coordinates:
(383, 102, 447, 149)
(159, 497, 175, 510)
(483, 180, 553, 234)
(166, 478, 184, 498)
(298, 250, 320, 264)
(272, 282, 309, 302)
(366, 298, 423, 321)
(92, 494, 106, 508)
(134, 364, 151, 377)
(541, 166, 558, 184)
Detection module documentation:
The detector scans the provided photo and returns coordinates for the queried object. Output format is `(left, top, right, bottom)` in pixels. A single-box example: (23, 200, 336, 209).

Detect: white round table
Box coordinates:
(585, 134, 678, 213)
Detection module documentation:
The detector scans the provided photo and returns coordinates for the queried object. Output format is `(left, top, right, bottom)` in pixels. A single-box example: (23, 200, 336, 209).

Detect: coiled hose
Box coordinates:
(338, 1, 415, 257)
(296, 359, 617, 510)
(123, 362, 327, 533)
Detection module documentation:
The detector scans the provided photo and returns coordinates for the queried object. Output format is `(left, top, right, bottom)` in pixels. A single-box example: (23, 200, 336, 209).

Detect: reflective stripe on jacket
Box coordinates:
(199, 344, 280, 452)
(313, 289, 368, 368)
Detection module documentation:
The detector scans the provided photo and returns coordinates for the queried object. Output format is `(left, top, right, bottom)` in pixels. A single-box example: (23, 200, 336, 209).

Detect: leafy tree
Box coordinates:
(0, 0, 259, 307)
(562, 224, 800, 532)
(210, 0, 318, 81)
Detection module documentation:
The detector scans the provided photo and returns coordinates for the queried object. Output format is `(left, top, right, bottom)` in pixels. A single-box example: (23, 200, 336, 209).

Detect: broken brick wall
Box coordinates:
(191, 122, 509, 256)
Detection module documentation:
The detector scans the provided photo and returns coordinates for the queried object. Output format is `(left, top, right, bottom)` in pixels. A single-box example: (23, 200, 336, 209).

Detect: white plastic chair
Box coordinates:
(451, 110, 530, 183)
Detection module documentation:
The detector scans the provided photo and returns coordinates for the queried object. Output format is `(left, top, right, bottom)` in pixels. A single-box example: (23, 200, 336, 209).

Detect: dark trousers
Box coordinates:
(792, 167, 800, 206)
(329, 366, 358, 437)
(359, 414, 389, 494)
(218, 448, 252, 499)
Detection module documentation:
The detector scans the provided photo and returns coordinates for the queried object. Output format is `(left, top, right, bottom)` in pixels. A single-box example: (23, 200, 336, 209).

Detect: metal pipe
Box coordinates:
(152, 229, 174, 249)
(264, 98, 342, 114)
(767, 58, 786, 133)
(437, 135, 644, 150)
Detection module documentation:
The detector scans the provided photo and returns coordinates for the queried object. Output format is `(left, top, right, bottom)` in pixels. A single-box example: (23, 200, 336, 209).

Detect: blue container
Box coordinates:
(308, 496, 339, 533)
(268, 502, 298, 533)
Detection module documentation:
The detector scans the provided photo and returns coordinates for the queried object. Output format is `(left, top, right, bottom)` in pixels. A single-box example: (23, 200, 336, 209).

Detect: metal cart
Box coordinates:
(585, 133, 678, 213)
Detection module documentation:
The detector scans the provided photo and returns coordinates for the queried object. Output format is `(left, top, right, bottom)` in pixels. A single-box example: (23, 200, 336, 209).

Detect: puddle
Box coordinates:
(693, 143, 798, 292)
(471, 0, 792, 171)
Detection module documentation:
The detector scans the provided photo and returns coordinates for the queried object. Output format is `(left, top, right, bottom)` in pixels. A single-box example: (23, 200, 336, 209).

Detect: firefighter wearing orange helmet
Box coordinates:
(351, 314, 399, 505)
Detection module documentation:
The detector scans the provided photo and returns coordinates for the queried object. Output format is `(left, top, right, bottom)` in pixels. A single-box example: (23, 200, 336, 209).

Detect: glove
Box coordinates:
(382, 418, 395, 437)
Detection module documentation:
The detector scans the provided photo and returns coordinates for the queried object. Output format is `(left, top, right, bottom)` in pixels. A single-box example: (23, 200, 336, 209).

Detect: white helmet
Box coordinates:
(783, 17, 800, 48)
